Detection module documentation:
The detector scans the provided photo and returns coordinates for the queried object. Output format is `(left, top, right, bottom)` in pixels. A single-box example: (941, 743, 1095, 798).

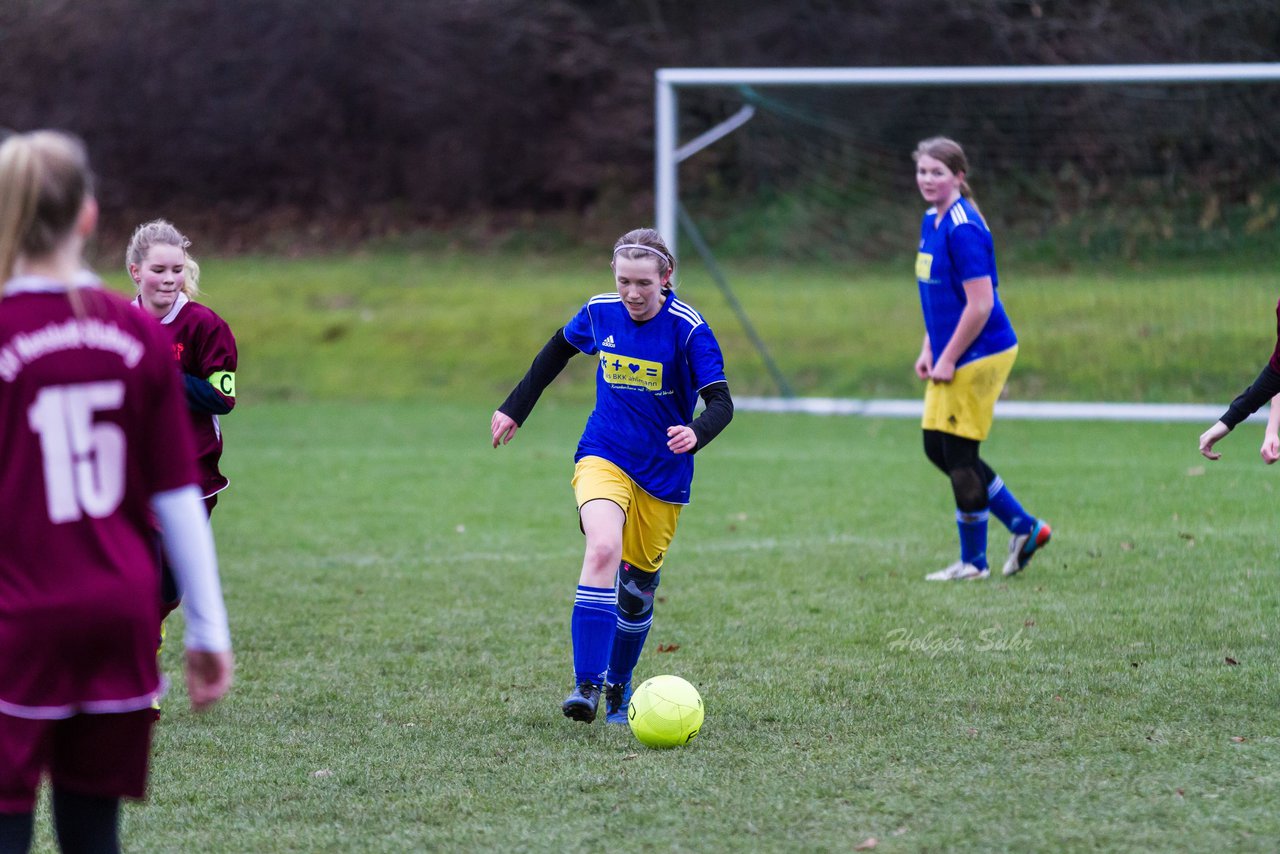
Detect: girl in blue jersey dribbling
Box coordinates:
(491, 228, 733, 724)
(912, 137, 1051, 581)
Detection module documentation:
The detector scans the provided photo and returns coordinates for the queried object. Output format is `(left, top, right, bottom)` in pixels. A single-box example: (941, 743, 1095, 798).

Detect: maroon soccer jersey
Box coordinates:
(0, 276, 198, 717)
(141, 293, 237, 498)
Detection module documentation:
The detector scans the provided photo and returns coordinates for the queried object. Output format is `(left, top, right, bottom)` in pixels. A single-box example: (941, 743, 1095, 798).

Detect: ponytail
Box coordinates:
(0, 131, 93, 282)
(0, 138, 43, 282)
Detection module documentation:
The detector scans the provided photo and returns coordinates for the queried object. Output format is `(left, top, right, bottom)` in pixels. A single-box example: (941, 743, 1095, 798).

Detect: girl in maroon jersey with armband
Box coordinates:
(127, 220, 237, 515)
(0, 131, 233, 853)
(127, 221, 237, 620)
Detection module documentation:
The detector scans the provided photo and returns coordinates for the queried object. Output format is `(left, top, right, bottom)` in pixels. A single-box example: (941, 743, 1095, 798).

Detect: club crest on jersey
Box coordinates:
(172, 342, 185, 361)
(599, 351, 662, 391)
(915, 252, 934, 282)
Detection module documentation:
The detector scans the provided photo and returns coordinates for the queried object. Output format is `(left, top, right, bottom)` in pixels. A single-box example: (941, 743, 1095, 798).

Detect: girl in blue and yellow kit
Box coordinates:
(912, 137, 1051, 581)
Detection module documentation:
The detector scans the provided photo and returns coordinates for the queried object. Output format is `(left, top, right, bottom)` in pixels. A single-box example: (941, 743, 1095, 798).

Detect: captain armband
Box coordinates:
(208, 370, 236, 397)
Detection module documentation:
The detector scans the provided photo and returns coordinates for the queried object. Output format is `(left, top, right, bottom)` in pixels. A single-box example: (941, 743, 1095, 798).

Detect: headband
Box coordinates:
(612, 243, 671, 265)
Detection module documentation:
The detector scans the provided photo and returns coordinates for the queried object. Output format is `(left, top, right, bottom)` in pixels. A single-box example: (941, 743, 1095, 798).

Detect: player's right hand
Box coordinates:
(491, 410, 519, 447)
(1199, 421, 1230, 460)
(914, 352, 932, 380)
(1262, 434, 1279, 464)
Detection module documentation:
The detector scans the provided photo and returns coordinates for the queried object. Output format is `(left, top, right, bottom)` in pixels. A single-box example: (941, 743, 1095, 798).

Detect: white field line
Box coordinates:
(733, 397, 1263, 424)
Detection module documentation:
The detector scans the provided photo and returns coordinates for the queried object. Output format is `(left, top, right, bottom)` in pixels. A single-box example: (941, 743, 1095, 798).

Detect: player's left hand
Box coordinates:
(666, 425, 697, 455)
(929, 359, 956, 383)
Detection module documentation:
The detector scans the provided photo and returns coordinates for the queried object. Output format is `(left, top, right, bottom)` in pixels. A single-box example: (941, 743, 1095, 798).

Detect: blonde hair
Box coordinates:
(612, 227, 675, 287)
(0, 130, 93, 282)
(913, 136, 981, 214)
(125, 219, 200, 299)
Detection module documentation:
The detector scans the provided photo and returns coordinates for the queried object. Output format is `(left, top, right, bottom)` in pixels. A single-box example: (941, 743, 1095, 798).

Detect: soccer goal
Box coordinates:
(654, 64, 1280, 418)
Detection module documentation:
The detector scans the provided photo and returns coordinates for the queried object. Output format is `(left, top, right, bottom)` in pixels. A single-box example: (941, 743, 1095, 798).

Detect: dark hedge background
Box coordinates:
(2, 0, 1277, 249)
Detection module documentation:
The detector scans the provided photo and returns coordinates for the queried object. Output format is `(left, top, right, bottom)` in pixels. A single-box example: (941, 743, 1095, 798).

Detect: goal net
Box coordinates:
(656, 66, 1280, 408)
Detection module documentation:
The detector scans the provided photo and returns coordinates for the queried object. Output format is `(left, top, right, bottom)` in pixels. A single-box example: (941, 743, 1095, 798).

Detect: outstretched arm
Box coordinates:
(492, 328, 579, 448)
(1203, 363, 1280, 460)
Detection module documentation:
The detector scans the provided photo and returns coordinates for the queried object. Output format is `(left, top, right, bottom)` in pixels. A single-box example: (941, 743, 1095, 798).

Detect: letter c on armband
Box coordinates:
(208, 370, 236, 397)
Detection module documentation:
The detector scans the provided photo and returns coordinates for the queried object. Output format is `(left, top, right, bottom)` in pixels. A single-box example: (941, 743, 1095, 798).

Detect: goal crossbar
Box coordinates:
(655, 63, 1280, 253)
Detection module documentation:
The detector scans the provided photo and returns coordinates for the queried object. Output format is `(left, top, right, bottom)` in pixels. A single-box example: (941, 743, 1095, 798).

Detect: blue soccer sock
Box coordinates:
(606, 564, 660, 686)
(956, 508, 989, 569)
(987, 475, 1035, 536)
(570, 585, 616, 685)
(606, 612, 652, 687)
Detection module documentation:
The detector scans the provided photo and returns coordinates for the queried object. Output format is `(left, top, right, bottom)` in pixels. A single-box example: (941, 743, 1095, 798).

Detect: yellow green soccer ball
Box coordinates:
(627, 675, 703, 748)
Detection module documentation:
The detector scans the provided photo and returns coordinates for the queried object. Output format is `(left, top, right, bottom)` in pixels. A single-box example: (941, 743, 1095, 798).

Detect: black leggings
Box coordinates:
(922, 429, 997, 513)
(0, 811, 32, 854)
(54, 789, 120, 854)
(0, 790, 120, 854)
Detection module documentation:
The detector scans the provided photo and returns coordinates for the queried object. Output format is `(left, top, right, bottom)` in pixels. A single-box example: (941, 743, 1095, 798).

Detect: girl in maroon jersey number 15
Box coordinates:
(0, 131, 232, 853)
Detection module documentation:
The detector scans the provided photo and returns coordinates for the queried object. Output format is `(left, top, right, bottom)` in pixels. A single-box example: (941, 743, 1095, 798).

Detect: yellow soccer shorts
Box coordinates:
(922, 345, 1018, 441)
(571, 456, 682, 573)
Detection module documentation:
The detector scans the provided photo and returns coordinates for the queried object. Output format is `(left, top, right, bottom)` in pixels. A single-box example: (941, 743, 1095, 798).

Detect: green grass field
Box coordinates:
(19, 247, 1270, 851)
(59, 400, 1275, 853)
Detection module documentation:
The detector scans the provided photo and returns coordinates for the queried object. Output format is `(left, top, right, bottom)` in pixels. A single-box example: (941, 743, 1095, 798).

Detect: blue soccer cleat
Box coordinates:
(604, 681, 632, 725)
(562, 682, 601, 723)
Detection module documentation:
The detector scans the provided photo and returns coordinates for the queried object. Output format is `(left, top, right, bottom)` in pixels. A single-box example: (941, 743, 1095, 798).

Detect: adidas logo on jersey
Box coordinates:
(601, 335, 615, 348)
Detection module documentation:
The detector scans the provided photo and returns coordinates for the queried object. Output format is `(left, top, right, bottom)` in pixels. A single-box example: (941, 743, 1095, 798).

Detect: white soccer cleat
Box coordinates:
(925, 561, 989, 581)
(1002, 520, 1052, 577)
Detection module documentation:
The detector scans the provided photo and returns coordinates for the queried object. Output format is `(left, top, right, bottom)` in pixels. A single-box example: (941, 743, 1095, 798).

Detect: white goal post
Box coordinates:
(653, 63, 1280, 420)
(655, 63, 1280, 261)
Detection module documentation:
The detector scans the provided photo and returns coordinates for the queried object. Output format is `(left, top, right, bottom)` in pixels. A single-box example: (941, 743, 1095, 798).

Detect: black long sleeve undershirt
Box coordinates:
(1220, 363, 1280, 429)
(498, 328, 579, 426)
(689, 381, 733, 452)
(498, 328, 734, 452)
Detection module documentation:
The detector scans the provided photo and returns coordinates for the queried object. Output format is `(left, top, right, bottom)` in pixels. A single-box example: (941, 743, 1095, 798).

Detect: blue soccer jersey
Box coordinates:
(562, 292, 727, 504)
(915, 197, 1017, 367)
